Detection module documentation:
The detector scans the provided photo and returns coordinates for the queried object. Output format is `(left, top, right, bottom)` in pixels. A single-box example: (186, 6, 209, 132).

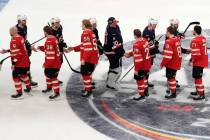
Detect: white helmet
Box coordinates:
(17, 14, 27, 21)
(89, 18, 97, 25)
(170, 18, 179, 25)
(50, 17, 55, 24)
(148, 18, 158, 25)
(53, 17, 60, 23)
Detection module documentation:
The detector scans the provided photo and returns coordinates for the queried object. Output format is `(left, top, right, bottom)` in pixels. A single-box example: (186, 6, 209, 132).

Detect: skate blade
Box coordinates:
(11, 97, 24, 100)
(187, 95, 197, 99)
(31, 85, 38, 88)
(134, 99, 146, 102)
(192, 98, 208, 103)
(49, 97, 61, 101)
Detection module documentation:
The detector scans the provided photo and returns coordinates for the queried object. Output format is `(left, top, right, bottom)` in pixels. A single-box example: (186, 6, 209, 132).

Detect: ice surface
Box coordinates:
(1, 0, 210, 140)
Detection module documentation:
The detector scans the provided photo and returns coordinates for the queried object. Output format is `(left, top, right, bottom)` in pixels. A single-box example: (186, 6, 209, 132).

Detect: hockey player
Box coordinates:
(37, 26, 61, 99)
(143, 18, 159, 88)
(168, 18, 190, 54)
(89, 18, 103, 55)
(169, 19, 182, 37)
(49, 17, 66, 87)
(164, 19, 190, 93)
(16, 14, 38, 87)
(189, 25, 208, 100)
(124, 29, 151, 101)
(160, 26, 182, 99)
(103, 17, 125, 90)
(66, 19, 98, 97)
(9, 26, 31, 99)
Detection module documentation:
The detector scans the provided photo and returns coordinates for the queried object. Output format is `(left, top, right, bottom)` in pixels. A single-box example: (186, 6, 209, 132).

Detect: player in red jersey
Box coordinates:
(124, 29, 152, 101)
(161, 26, 182, 99)
(37, 26, 61, 100)
(9, 26, 31, 99)
(66, 19, 98, 97)
(189, 25, 208, 100)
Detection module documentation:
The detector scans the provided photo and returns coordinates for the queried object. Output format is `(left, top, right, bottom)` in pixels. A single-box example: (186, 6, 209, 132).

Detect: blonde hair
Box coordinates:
(82, 19, 92, 29)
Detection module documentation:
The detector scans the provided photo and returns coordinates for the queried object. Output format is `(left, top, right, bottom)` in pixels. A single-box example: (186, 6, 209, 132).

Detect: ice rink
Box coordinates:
(1, 0, 210, 140)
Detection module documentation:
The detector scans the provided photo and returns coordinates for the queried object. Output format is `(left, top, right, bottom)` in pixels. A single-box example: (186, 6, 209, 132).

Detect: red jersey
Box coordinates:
(161, 36, 182, 70)
(39, 36, 61, 69)
(10, 35, 29, 68)
(74, 29, 98, 65)
(128, 38, 151, 71)
(190, 35, 208, 68)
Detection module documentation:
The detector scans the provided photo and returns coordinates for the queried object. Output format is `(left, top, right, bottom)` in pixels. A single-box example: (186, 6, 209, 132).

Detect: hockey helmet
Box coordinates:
(17, 14, 27, 21)
(53, 17, 60, 23)
(170, 18, 179, 25)
(89, 18, 97, 25)
(50, 17, 55, 24)
(148, 18, 158, 25)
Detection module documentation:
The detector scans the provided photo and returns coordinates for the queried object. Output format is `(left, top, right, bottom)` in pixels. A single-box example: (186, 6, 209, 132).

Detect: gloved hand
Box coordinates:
(59, 40, 67, 48)
(178, 33, 185, 39)
(25, 40, 32, 56)
(155, 40, 159, 46)
(97, 41, 103, 55)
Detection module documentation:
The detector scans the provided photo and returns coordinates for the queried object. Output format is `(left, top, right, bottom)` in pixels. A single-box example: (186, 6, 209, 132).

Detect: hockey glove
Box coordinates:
(25, 40, 32, 56)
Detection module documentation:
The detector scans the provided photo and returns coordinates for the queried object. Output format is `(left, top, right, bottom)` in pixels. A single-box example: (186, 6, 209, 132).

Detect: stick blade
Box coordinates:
(189, 21, 200, 25)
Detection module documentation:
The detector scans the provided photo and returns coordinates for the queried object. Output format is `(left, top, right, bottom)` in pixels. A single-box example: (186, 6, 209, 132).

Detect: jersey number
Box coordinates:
(176, 42, 182, 58)
(145, 48, 150, 60)
(204, 43, 208, 55)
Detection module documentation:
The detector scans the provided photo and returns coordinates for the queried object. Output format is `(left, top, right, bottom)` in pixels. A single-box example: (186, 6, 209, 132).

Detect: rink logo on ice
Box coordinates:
(157, 104, 194, 112)
(67, 30, 210, 140)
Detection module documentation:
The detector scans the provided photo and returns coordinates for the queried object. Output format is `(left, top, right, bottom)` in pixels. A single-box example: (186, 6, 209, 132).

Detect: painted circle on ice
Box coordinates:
(66, 30, 210, 140)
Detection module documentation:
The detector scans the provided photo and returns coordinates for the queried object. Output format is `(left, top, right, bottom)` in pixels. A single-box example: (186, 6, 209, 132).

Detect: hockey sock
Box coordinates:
(144, 77, 148, 91)
(13, 77, 22, 93)
(195, 78, 204, 95)
(51, 78, 59, 93)
(46, 77, 52, 89)
(168, 78, 176, 93)
(82, 74, 92, 92)
(137, 80, 145, 96)
(20, 74, 31, 89)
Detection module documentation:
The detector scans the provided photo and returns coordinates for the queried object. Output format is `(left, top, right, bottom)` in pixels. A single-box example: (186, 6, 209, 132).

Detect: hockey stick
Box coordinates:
(63, 53, 80, 74)
(182, 21, 200, 35)
(0, 37, 46, 71)
(0, 56, 10, 71)
(156, 34, 165, 41)
(119, 65, 134, 82)
(31, 36, 46, 45)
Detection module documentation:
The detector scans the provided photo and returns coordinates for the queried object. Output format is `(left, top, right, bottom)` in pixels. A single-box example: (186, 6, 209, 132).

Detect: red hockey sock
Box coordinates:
(82, 74, 92, 92)
(20, 74, 31, 89)
(13, 77, 22, 93)
(46, 77, 52, 89)
(144, 77, 148, 91)
(168, 78, 176, 93)
(137, 80, 145, 96)
(195, 78, 204, 95)
(51, 78, 59, 93)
